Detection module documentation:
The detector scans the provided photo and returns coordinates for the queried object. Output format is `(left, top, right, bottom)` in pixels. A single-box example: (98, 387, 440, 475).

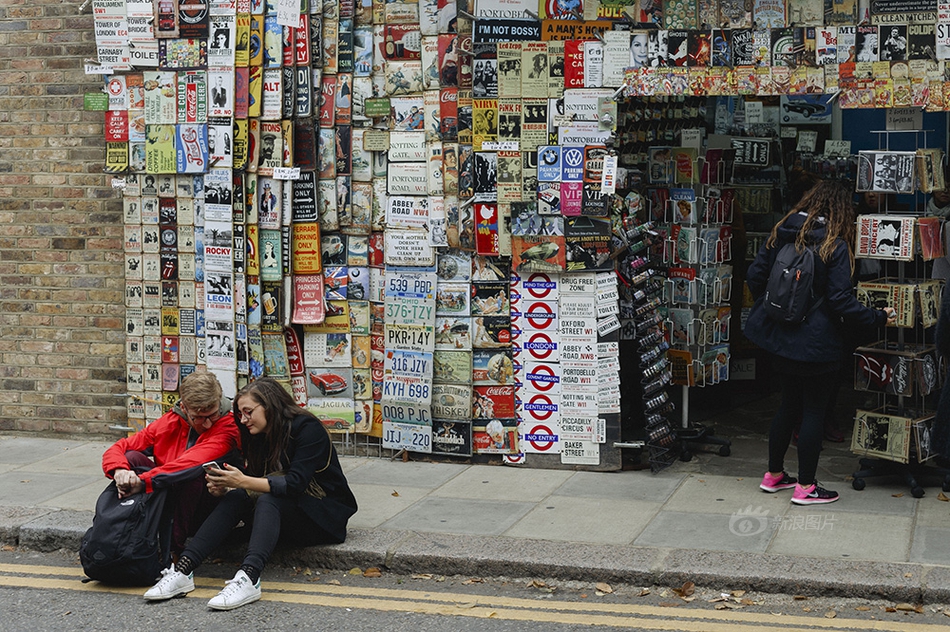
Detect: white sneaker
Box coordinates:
(143, 565, 195, 601)
(207, 570, 262, 611)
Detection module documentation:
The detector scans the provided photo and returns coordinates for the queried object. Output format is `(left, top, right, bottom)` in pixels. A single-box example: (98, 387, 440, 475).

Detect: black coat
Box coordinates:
(743, 212, 887, 364)
(262, 415, 358, 544)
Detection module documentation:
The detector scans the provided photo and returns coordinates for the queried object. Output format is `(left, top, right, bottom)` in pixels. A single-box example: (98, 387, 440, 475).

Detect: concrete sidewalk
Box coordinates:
(3, 411, 950, 602)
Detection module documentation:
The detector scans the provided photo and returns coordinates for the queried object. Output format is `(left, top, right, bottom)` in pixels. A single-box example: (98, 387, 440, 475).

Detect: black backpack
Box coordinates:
(762, 243, 825, 324)
(80, 481, 170, 585)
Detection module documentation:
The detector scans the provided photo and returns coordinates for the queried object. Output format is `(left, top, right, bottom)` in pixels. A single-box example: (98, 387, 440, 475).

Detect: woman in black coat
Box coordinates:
(744, 181, 895, 505)
(143, 377, 357, 610)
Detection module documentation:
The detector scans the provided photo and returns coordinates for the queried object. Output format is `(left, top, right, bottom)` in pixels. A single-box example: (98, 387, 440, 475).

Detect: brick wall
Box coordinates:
(0, 1, 127, 435)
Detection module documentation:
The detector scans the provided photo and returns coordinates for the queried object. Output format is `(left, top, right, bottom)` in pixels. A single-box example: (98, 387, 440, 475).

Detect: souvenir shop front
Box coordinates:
(93, 0, 949, 474)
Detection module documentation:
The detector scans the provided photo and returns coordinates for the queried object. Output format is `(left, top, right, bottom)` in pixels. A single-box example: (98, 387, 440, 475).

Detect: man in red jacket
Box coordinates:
(102, 371, 240, 554)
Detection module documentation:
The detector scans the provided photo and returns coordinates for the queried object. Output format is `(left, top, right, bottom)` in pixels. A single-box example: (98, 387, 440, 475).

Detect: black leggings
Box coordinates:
(181, 489, 322, 575)
(769, 369, 838, 486)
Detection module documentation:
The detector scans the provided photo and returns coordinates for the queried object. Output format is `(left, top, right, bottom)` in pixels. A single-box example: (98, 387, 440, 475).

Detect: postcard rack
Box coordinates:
(648, 143, 734, 460)
(849, 127, 950, 497)
(617, 191, 678, 472)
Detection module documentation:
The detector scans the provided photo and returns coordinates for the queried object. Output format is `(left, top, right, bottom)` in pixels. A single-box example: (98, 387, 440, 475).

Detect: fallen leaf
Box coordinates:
(943, 611, 950, 617)
(740, 598, 756, 606)
(885, 607, 897, 613)
(580, 594, 587, 599)
(363, 567, 382, 578)
(904, 573, 913, 578)
(659, 602, 682, 608)
(638, 588, 651, 597)
(391, 490, 400, 497)
(527, 579, 547, 588)
(708, 597, 728, 603)
(855, 606, 871, 611)
(1, 545, 14, 552)
(793, 595, 808, 600)
(825, 610, 837, 619)
(892, 493, 904, 498)
(681, 596, 696, 603)
(596, 582, 613, 594)
(715, 603, 732, 610)
(938, 492, 950, 502)
(348, 567, 362, 575)
(895, 603, 917, 611)
(327, 579, 341, 585)
(802, 607, 812, 612)
(435, 576, 446, 582)
(462, 578, 483, 585)
(731, 590, 746, 597)
(412, 573, 433, 580)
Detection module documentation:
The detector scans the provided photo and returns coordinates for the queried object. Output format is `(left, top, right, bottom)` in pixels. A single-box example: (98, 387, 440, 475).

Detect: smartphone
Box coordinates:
(202, 461, 221, 472)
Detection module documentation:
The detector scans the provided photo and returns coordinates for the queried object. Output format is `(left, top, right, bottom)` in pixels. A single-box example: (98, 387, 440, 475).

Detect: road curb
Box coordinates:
(4, 508, 948, 602)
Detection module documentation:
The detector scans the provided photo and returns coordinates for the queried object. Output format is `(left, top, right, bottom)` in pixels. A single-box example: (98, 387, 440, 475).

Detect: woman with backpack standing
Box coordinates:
(744, 180, 896, 505)
(143, 377, 358, 609)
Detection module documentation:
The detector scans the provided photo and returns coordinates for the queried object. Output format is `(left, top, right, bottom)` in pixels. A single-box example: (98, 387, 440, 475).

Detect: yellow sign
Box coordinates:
(540, 20, 612, 41)
(161, 306, 180, 336)
(105, 142, 129, 174)
(292, 222, 323, 275)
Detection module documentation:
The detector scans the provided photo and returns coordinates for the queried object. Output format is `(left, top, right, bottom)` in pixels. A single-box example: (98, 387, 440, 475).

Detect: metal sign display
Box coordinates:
(382, 421, 433, 453)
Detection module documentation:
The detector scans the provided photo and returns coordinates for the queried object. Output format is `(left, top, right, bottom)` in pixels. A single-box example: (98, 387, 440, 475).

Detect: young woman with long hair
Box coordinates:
(143, 377, 357, 609)
(744, 180, 896, 505)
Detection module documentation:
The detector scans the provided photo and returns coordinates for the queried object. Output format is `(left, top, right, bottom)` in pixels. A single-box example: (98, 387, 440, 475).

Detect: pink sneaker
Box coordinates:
(791, 482, 839, 505)
(760, 471, 798, 493)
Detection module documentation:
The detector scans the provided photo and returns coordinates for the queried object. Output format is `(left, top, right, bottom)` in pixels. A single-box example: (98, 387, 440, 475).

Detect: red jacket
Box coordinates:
(102, 403, 240, 493)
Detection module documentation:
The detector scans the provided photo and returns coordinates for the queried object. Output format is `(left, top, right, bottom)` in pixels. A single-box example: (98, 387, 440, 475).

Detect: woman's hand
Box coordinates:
(205, 463, 245, 491)
(883, 307, 897, 326)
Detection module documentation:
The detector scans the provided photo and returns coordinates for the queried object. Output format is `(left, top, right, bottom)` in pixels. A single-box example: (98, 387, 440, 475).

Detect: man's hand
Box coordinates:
(113, 469, 144, 499)
(206, 480, 231, 497)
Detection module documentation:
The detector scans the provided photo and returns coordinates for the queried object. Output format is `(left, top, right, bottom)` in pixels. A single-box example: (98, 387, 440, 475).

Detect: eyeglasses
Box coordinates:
(184, 406, 221, 424)
(239, 404, 262, 420)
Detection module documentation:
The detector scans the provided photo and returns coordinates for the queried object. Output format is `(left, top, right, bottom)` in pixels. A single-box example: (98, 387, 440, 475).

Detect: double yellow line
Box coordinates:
(0, 563, 944, 631)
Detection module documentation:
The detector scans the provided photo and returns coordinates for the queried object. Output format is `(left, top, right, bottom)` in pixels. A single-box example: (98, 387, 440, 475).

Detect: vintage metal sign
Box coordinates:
(382, 421, 433, 453)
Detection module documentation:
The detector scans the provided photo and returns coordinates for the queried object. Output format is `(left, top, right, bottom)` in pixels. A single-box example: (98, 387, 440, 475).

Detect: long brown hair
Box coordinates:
(765, 179, 857, 275)
(235, 377, 321, 476)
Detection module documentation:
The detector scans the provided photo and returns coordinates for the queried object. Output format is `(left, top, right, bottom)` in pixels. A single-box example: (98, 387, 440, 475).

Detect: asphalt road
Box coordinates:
(2, 549, 950, 632)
